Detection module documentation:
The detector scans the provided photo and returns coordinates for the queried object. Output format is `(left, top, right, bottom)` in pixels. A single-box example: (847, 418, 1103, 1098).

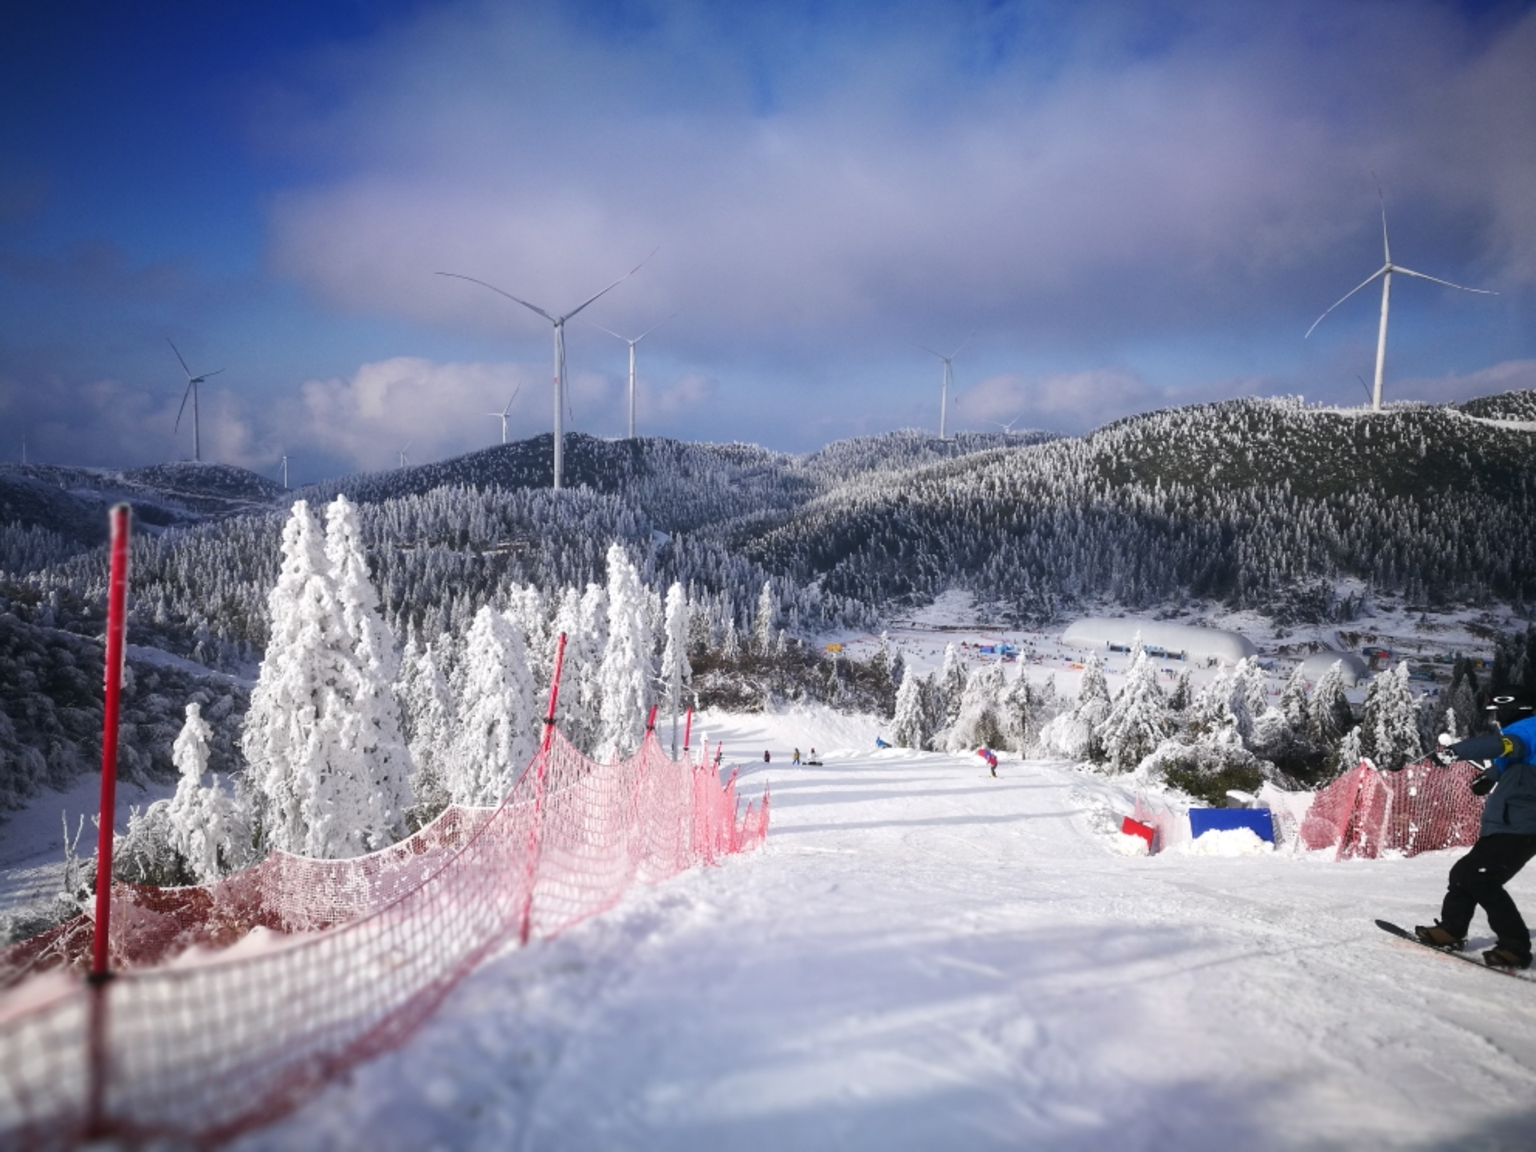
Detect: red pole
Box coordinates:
(92, 505, 130, 976)
(683, 707, 693, 754)
(87, 503, 130, 1137)
(522, 633, 567, 946)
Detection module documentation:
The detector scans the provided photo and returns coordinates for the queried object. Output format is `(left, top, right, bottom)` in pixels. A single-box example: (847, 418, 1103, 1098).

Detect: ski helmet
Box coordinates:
(1485, 690, 1536, 728)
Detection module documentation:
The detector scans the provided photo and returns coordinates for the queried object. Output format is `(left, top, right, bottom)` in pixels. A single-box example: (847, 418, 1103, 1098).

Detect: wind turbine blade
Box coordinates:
(918, 345, 945, 361)
(174, 383, 193, 432)
(1377, 183, 1391, 265)
(587, 321, 628, 342)
(167, 338, 192, 377)
(199, 368, 225, 381)
(635, 311, 678, 343)
(949, 328, 980, 359)
(1304, 266, 1388, 338)
(503, 384, 521, 414)
(1390, 267, 1497, 295)
(561, 248, 658, 323)
(436, 273, 555, 322)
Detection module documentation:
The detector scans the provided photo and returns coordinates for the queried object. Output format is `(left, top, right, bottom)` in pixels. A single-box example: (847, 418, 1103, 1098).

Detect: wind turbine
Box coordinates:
(920, 332, 976, 439)
(168, 339, 224, 462)
(398, 442, 411, 469)
(487, 385, 522, 445)
(990, 415, 1025, 434)
(591, 312, 676, 439)
(279, 453, 292, 489)
(437, 252, 653, 489)
(1306, 194, 1495, 411)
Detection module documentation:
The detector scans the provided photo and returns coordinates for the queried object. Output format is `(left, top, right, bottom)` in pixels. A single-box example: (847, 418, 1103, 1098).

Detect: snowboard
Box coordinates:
(1375, 920, 1536, 981)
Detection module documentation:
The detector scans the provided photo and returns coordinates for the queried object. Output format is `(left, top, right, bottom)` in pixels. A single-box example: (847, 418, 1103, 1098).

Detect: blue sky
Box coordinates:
(3, 0, 1534, 483)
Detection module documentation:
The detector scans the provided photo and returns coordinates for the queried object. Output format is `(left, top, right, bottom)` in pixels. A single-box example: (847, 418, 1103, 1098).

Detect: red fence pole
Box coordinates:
(522, 633, 567, 946)
(683, 707, 693, 755)
(87, 503, 130, 1135)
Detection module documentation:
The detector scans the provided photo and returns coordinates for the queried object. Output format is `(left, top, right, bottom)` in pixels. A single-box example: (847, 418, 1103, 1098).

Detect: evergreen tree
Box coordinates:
(1307, 661, 1353, 750)
(939, 643, 969, 725)
(1361, 662, 1423, 771)
(1099, 648, 1171, 772)
(597, 544, 653, 761)
(447, 606, 537, 806)
(891, 665, 926, 750)
(946, 662, 1007, 753)
(660, 582, 692, 756)
(753, 581, 776, 653)
(166, 702, 247, 883)
(1279, 663, 1309, 732)
(396, 633, 454, 818)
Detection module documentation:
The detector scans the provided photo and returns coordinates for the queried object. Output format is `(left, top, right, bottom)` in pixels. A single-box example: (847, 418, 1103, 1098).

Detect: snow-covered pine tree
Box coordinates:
(1099, 647, 1171, 773)
(242, 498, 413, 859)
(891, 665, 925, 749)
(752, 580, 775, 654)
(1279, 664, 1310, 732)
(396, 632, 455, 819)
(1334, 725, 1364, 779)
(721, 617, 741, 661)
(1361, 662, 1422, 771)
(1168, 667, 1194, 713)
(1306, 661, 1353, 751)
(660, 582, 692, 756)
(323, 494, 414, 843)
(946, 662, 1007, 752)
(597, 544, 653, 761)
(939, 643, 969, 725)
(446, 606, 538, 806)
(165, 702, 249, 883)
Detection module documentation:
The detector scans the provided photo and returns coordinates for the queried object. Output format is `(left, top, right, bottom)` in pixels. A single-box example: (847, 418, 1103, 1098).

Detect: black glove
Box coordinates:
(1430, 748, 1458, 768)
(1471, 775, 1496, 797)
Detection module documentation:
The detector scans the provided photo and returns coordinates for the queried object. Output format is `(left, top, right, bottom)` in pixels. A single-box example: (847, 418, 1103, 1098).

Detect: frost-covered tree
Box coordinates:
(1307, 661, 1354, 750)
(1334, 725, 1364, 778)
(939, 643, 969, 725)
(721, 617, 741, 661)
(397, 632, 455, 818)
(1361, 662, 1422, 771)
(597, 544, 653, 761)
(242, 498, 413, 859)
(891, 665, 926, 749)
(166, 702, 248, 883)
(446, 606, 538, 805)
(1039, 655, 1111, 762)
(550, 584, 606, 752)
(946, 662, 1007, 752)
(752, 581, 776, 653)
(1279, 664, 1310, 732)
(1100, 647, 1171, 772)
(660, 582, 692, 756)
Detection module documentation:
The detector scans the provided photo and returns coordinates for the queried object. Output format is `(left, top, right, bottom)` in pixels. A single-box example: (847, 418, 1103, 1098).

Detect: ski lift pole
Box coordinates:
(87, 503, 130, 1134)
(520, 633, 567, 946)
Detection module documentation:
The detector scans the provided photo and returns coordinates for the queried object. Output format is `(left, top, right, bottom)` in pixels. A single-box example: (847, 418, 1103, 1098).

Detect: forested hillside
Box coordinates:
(741, 396, 1536, 620)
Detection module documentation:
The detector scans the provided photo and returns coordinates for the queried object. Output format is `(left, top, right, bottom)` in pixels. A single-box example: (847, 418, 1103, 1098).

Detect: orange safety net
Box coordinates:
(1299, 758, 1484, 860)
(0, 729, 768, 1148)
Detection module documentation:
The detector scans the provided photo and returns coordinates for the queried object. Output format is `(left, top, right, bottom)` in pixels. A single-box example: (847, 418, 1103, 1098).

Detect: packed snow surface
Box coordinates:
(237, 705, 1536, 1151)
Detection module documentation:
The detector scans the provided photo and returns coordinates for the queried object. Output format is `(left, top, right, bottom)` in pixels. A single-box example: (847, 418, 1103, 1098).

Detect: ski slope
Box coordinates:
(236, 706, 1536, 1151)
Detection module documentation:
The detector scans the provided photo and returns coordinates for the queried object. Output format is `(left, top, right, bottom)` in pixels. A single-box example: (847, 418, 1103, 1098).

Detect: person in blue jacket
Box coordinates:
(1411, 691, 1536, 968)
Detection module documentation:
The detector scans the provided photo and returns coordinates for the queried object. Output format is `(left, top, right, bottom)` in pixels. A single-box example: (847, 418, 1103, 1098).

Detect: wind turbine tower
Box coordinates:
(438, 253, 651, 489)
(280, 454, 292, 489)
(1306, 195, 1495, 411)
(168, 339, 224, 462)
(593, 313, 675, 439)
(922, 333, 975, 439)
(398, 442, 410, 469)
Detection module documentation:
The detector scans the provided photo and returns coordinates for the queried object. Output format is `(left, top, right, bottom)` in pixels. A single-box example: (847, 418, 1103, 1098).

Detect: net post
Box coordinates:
(522, 632, 568, 945)
(87, 503, 130, 1135)
(645, 704, 657, 733)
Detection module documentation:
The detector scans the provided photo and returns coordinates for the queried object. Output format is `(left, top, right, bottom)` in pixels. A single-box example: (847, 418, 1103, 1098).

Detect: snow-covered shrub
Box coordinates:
(1136, 729, 1268, 808)
(165, 702, 251, 883)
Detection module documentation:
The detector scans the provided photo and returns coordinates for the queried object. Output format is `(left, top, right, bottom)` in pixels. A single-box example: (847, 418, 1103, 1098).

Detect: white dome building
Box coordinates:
(1061, 617, 1257, 666)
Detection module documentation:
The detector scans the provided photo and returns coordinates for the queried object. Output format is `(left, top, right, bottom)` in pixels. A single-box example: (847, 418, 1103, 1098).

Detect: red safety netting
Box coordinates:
(0, 729, 768, 1148)
(1299, 758, 1484, 860)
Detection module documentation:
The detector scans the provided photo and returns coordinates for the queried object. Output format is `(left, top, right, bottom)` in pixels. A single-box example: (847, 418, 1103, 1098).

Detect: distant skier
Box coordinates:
(793, 748, 801, 764)
(978, 747, 998, 777)
(764, 750, 771, 764)
(1409, 691, 1536, 969)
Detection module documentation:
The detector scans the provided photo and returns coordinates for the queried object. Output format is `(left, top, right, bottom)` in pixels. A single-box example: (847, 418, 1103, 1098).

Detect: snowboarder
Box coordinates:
(764, 750, 771, 763)
(793, 748, 801, 764)
(1410, 691, 1536, 968)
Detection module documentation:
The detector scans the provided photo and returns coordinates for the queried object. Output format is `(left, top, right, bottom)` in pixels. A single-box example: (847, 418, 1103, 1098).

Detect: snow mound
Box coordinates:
(1111, 830, 1150, 856)
(1177, 827, 1273, 856)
